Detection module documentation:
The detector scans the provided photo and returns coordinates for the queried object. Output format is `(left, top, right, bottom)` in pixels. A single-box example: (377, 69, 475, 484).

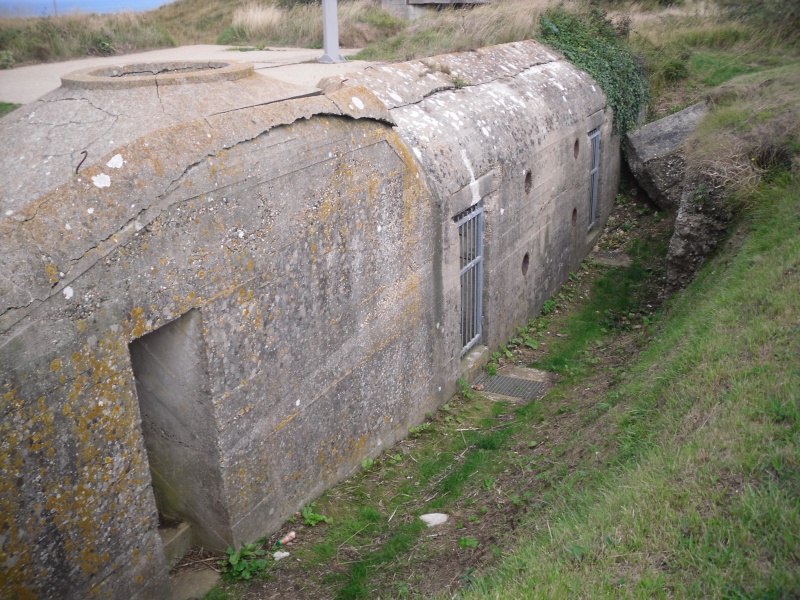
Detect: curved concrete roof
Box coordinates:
(319, 40, 607, 202)
(0, 40, 608, 333)
(0, 68, 390, 332)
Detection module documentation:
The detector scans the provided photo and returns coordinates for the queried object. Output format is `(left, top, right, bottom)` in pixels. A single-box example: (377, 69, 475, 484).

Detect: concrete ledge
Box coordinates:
(460, 345, 489, 383)
(61, 61, 253, 90)
(159, 523, 194, 568)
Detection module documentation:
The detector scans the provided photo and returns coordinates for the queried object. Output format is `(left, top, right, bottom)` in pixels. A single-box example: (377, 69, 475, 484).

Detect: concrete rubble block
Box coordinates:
(624, 102, 708, 211)
(665, 176, 733, 292)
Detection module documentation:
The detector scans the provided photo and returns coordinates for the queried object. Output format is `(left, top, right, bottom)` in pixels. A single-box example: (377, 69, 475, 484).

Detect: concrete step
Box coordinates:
(158, 522, 193, 568)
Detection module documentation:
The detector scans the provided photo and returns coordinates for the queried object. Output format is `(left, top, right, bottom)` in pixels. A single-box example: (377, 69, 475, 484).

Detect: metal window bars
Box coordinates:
(454, 203, 484, 357)
(588, 128, 600, 229)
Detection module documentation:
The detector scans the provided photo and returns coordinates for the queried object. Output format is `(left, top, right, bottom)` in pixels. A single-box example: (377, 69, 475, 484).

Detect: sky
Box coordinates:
(0, 0, 171, 16)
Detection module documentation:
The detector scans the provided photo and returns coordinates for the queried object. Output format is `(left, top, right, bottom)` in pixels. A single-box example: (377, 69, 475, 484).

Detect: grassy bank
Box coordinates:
(215, 0, 404, 49)
(461, 172, 800, 598)
(0, 0, 403, 66)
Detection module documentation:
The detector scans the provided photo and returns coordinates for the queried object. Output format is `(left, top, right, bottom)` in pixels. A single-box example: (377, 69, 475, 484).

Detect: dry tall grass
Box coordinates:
(147, 0, 252, 45)
(685, 65, 800, 201)
(0, 10, 175, 65)
(219, 1, 405, 49)
(357, 0, 566, 60)
(232, 4, 282, 40)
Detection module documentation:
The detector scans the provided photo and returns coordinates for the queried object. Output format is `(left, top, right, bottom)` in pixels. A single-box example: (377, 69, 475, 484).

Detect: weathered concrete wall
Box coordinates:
(321, 40, 618, 360)
(381, 0, 489, 20)
(1, 41, 618, 599)
(1, 80, 439, 598)
(380, 0, 430, 20)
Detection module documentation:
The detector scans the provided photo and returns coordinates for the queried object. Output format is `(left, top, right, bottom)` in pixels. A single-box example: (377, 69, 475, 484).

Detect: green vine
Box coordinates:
(538, 7, 649, 134)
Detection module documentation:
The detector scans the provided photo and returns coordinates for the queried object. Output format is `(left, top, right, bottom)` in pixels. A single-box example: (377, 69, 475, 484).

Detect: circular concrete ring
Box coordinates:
(61, 61, 254, 90)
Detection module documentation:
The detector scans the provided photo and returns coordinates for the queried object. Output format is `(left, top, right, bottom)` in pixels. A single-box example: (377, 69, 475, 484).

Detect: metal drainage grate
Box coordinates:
(472, 375, 544, 401)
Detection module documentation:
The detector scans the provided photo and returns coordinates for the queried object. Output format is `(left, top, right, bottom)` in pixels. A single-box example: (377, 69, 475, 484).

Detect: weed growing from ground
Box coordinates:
(0, 102, 19, 118)
(218, 540, 268, 582)
(301, 503, 332, 526)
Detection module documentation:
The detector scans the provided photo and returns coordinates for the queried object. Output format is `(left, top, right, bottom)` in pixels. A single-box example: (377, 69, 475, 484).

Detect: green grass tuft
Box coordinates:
(0, 102, 19, 118)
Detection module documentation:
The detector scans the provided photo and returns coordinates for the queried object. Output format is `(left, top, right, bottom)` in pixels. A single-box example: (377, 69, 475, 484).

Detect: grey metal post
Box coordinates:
(319, 0, 346, 64)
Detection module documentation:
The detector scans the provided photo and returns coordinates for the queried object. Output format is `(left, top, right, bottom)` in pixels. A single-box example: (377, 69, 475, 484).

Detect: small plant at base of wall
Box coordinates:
(301, 503, 333, 526)
(0, 50, 15, 69)
(218, 540, 268, 581)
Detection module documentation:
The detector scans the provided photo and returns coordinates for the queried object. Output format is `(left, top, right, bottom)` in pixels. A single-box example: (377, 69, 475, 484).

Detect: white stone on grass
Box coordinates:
(419, 513, 449, 528)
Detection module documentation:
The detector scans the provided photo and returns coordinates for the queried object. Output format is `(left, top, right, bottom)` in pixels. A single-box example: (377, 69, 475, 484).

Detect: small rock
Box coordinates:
(273, 551, 290, 561)
(419, 513, 449, 528)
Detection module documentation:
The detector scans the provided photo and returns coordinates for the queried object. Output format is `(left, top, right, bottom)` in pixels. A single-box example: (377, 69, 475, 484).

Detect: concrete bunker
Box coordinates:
(1, 41, 619, 599)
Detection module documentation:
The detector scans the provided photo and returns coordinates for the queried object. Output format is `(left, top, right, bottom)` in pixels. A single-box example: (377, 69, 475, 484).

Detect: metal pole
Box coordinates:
(319, 0, 345, 64)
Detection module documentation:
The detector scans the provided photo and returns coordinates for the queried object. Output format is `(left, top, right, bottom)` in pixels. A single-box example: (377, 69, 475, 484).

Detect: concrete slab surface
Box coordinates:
(0, 44, 377, 104)
(170, 568, 220, 600)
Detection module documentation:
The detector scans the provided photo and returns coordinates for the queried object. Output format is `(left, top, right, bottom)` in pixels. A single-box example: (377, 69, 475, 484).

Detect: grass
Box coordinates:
(532, 261, 651, 377)
(0, 11, 175, 65)
(231, 3, 282, 41)
(613, 0, 797, 119)
(144, 0, 252, 45)
(462, 172, 800, 599)
(353, 0, 556, 61)
(684, 64, 800, 204)
(217, 1, 405, 49)
(0, 102, 19, 117)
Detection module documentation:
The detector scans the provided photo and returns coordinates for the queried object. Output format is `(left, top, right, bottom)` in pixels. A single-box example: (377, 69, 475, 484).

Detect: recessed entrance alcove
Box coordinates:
(129, 310, 232, 552)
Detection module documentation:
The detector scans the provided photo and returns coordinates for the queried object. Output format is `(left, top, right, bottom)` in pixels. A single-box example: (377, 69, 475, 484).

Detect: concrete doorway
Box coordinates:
(129, 310, 232, 553)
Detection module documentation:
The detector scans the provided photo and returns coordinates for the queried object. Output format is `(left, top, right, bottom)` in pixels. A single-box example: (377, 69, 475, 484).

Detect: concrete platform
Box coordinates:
(0, 44, 377, 104)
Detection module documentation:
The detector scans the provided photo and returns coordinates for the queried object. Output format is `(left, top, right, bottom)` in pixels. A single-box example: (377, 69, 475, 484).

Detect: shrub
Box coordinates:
(538, 7, 649, 134)
(0, 49, 14, 69)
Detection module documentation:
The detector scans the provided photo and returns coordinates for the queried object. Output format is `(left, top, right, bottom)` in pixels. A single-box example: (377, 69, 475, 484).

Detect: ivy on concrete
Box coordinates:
(539, 7, 649, 134)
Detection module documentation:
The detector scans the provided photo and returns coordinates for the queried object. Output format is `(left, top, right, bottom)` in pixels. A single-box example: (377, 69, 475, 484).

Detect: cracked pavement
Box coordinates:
(0, 44, 375, 105)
